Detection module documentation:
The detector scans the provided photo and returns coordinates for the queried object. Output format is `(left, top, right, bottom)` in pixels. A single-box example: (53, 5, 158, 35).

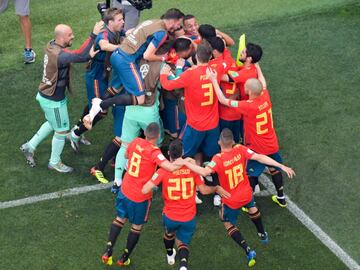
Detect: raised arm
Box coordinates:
(216, 29, 235, 47)
(160, 64, 187, 90)
(207, 68, 231, 106)
(251, 153, 296, 178)
(58, 21, 104, 66)
(255, 62, 267, 88)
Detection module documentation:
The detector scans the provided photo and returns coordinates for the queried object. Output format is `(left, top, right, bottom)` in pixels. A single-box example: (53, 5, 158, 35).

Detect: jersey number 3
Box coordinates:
(201, 83, 214, 106)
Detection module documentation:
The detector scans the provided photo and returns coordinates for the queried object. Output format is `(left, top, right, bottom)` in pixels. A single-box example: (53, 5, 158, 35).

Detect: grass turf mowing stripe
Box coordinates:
(0, 183, 112, 209)
(259, 175, 360, 270)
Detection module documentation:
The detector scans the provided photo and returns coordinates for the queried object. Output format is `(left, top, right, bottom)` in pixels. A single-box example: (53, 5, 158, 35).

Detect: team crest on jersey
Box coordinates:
(140, 64, 150, 79)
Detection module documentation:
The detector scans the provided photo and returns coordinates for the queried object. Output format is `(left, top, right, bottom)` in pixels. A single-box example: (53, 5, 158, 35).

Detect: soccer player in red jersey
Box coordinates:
(101, 123, 183, 267)
(142, 140, 229, 270)
(225, 43, 263, 101)
(211, 68, 294, 208)
(160, 41, 221, 159)
(181, 128, 295, 267)
(208, 36, 243, 143)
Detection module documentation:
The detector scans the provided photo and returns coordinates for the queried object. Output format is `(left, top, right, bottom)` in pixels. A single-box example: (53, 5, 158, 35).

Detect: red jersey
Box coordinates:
(228, 88, 279, 155)
(160, 65, 219, 131)
(151, 166, 204, 222)
(207, 144, 254, 209)
(228, 64, 258, 100)
(217, 51, 242, 121)
(121, 138, 166, 202)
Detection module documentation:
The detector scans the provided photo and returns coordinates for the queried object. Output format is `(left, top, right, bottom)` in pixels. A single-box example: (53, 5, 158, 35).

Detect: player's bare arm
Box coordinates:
(251, 153, 296, 178)
(216, 29, 235, 46)
(198, 184, 231, 198)
(99, 39, 121, 52)
(206, 67, 230, 105)
(255, 63, 267, 88)
(143, 42, 167, 62)
(141, 180, 156, 195)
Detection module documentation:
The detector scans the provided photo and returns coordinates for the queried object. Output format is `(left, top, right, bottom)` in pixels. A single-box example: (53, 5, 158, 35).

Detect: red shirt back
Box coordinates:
(152, 166, 204, 222)
(228, 89, 279, 154)
(207, 144, 254, 209)
(160, 65, 219, 131)
(228, 64, 258, 101)
(121, 138, 166, 202)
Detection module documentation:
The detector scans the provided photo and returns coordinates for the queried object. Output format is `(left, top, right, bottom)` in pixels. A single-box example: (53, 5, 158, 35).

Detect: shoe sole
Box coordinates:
(48, 165, 73, 173)
(70, 140, 80, 153)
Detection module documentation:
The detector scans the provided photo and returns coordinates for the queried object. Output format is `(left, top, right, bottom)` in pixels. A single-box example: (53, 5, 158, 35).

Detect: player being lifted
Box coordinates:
(210, 67, 294, 207)
(181, 128, 295, 267)
(142, 140, 230, 270)
(89, 8, 184, 117)
(101, 123, 183, 266)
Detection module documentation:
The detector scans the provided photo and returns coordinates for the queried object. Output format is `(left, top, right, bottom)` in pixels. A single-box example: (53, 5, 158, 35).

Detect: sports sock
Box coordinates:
(249, 176, 259, 192)
(163, 233, 175, 256)
(106, 218, 124, 255)
(248, 210, 265, 235)
(49, 132, 66, 165)
(227, 225, 251, 254)
(114, 144, 127, 185)
(121, 227, 141, 261)
(73, 124, 88, 137)
(96, 138, 121, 172)
(76, 105, 90, 127)
(178, 244, 189, 269)
(28, 121, 53, 151)
(271, 171, 285, 199)
(74, 112, 105, 137)
(100, 92, 138, 110)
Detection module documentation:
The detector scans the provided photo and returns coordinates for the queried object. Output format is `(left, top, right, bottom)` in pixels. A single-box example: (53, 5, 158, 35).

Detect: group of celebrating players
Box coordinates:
(21, 6, 296, 269)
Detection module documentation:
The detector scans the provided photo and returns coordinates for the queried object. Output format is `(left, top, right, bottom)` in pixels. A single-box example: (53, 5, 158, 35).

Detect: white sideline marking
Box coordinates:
(0, 183, 112, 210)
(259, 175, 360, 270)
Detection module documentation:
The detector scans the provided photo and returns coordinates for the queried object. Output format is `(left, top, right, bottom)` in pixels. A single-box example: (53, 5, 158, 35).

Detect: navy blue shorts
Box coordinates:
(112, 105, 125, 137)
(219, 118, 243, 143)
(85, 70, 108, 108)
(163, 214, 196, 245)
(116, 189, 151, 225)
(180, 124, 220, 158)
(220, 197, 256, 226)
(247, 152, 283, 177)
(161, 97, 179, 134)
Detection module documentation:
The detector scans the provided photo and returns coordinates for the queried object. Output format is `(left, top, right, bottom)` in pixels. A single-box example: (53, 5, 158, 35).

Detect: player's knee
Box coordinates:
(247, 206, 259, 215)
(131, 224, 143, 232)
(136, 95, 145, 105)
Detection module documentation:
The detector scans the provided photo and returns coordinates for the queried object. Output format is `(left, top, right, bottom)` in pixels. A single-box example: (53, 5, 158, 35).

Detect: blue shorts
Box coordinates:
(219, 118, 243, 143)
(220, 197, 256, 226)
(110, 50, 145, 97)
(112, 105, 125, 137)
(85, 66, 108, 108)
(180, 124, 220, 158)
(116, 189, 151, 225)
(178, 111, 186, 135)
(163, 214, 196, 245)
(247, 152, 283, 177)
(161, 97, 179, 134)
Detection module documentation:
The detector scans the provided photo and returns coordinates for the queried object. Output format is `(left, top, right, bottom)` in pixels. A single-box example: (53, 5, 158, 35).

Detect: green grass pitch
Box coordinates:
(0, 0, 359, 269)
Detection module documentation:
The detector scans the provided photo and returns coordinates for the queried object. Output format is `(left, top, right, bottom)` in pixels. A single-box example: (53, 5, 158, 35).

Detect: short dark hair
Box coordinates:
(156, 40, 174, 55)
(168, 139, 183, 160)
(207, 36, 225, 53)
(103, 8, 123, 25)
(183, 14, 195, 22)
(220, 128, 234, 147)
(144, 122, 160, 140)
(173, 38, 192, 53)
(196, 40, 212, 63)
(161, 8, 185, 20)
(246, 43, 263, 63)
(198, 24, 216, 40)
